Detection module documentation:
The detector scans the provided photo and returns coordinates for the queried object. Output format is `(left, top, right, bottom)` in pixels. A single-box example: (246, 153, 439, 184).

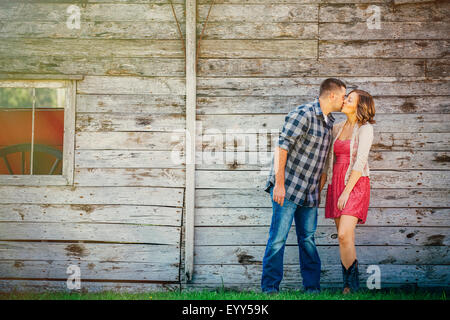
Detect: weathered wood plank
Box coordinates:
(181, 282, 435, 291)
(76, 113, 185, 132)
(194, 226, 449, 246)
(0, 39, 184, 58)
(319, 3, 450, 23)
(196, 96, 449, 114)
(195, 207, 450, 227)
(191, 264, 450, 285)
(0, 280, 179, 293)
(0, 204, 182, 226)
(0, 22, 182, 39)
(198, 58, 426, 77)
(75, 150, 185, 168)
(0, 79, 65, 88)
(0, 3, 185, 22)
(0, 260, 179, 281)
(63, 80, 77, 186)
(320, 22, 450, 40)
(77, 76, 185, 95)
(0, 0, 185, 3)
(197, 78, 450, 96)
(77, 94, 185, 113)
(0, 0, 305, 3)
(0, 186, 184, 207)
(198, 4, 318, 22)
(74, 168, 185, 187)
(197, 114, 450, 133)
(202, 0, 317, 2)
(75, 132, 185, 150)
(354, 151, 450, 170)
(196, 152, 450, 170)
(0, 56, 185, 77)
(196, 170, 450, 189)
(200, 22, 318, 39)
(75, 113, 448, 133)
(194, 245, 450, 265)
(427, 59, 450, 79)
(0, 241, 178, 263)
(200, 133, 450, 151)
(199, 40, 318, 58)
(372, 133, 450, 151)
(0, 73, 83, 80)
(74, 167, 447, 189)
(184, 0, 197, 283)
(320, 40, 449, 59)
(195, 188, 450, 208)
(0, 222, 181, 245)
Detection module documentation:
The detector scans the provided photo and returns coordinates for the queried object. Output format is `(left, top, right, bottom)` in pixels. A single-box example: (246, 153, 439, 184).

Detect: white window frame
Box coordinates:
(0, 79, 76, 186)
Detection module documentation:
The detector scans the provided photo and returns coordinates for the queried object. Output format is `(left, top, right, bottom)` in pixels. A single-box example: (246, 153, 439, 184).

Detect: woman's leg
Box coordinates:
(337, 215, 358, 269)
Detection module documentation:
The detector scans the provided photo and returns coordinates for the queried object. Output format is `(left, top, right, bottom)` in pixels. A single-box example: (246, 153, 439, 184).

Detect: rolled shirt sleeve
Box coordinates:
(352, 124, 374, 173)
(277, 110, 309, 151)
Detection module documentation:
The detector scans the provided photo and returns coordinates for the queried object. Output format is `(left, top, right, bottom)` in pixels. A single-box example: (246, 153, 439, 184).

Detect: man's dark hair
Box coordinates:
(319, 78, 346, 97)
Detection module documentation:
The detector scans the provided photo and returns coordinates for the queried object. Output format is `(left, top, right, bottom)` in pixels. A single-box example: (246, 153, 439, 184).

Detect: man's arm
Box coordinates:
(273, 146, 288, 206)
(272, 109, 309, 206)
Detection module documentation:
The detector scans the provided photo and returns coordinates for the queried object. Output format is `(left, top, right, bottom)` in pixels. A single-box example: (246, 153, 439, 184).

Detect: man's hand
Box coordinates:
(273, 184, 286, 207)
(318, 173, 327, 207)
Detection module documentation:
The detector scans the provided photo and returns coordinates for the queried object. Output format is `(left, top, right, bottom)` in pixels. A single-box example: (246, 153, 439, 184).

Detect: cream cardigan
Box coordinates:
(324, 120, 374, 186)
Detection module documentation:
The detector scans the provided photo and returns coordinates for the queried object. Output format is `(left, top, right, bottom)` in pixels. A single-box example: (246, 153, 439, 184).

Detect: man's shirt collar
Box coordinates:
(314, 97, 335, 123)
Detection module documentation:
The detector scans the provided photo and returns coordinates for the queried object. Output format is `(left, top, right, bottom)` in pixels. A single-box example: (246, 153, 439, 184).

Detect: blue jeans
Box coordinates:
(261, 185, 321, 292)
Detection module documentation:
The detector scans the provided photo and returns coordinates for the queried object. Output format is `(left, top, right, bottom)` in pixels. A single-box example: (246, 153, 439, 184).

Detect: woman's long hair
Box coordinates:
(349, 89, 376, 125)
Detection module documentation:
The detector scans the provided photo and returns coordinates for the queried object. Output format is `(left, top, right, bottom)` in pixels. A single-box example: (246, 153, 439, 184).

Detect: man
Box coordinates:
(261, 78, 346, 294)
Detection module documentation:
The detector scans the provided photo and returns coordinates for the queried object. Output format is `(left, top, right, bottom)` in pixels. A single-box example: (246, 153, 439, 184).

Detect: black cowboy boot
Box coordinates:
(341, 261, 350, 294)
(347, 259, 360, 292)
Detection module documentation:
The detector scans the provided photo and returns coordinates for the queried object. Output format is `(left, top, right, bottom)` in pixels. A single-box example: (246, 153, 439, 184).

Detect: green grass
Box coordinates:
(0, 288, 447, 300)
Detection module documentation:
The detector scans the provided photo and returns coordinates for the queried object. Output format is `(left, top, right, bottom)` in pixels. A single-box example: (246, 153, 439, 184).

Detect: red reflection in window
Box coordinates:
(0, 109, 64, 175)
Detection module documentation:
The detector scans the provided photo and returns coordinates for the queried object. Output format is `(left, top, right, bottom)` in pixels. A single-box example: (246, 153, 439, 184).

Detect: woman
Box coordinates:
(323, 89, 376, 294)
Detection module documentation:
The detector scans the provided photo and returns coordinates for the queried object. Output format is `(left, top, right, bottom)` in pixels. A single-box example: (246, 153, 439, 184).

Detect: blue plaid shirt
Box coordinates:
(264, 98, 335, 207)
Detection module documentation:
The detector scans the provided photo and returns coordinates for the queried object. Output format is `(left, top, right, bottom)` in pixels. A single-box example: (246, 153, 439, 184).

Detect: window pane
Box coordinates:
(34, 88, 65, 175)
(36, 87, 66, 109)
(0, 86, 65, 175)
(0, 88, 33, 175)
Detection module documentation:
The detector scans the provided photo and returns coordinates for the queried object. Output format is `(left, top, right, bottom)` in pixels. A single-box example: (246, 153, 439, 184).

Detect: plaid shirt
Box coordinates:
(264, 98, 335, 207)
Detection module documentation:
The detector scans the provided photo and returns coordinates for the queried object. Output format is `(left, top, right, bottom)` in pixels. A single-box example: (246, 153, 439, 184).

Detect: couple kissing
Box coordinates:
(261, 78, 376, 295)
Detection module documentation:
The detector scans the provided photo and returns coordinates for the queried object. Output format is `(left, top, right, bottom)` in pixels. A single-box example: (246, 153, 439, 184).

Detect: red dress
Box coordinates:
(325, 139, 370, 224)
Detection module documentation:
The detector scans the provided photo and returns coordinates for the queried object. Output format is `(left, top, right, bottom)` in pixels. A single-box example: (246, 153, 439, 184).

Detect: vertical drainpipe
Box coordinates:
(185, 0, 196, 282)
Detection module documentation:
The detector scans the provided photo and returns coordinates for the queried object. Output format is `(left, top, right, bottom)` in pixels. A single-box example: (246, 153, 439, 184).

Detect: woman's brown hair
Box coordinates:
(348, 89, 376, 125)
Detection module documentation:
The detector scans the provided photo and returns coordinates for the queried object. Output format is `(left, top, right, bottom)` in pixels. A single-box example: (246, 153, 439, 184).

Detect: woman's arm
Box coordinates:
(319, 124, 337, 204)
(319, 141, 333, 194)
(321, 123, 338, 183)
(338, 125, 374, 210)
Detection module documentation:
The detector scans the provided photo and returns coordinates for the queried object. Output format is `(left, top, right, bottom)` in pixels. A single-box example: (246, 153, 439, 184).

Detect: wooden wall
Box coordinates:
(0, 0, 449, 293)
(184, 0, 450, 290)
(0, 0, 186, 292)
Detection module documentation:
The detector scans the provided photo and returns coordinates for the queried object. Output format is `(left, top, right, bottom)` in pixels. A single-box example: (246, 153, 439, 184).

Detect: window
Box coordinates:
(0, 79, 76, 185)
